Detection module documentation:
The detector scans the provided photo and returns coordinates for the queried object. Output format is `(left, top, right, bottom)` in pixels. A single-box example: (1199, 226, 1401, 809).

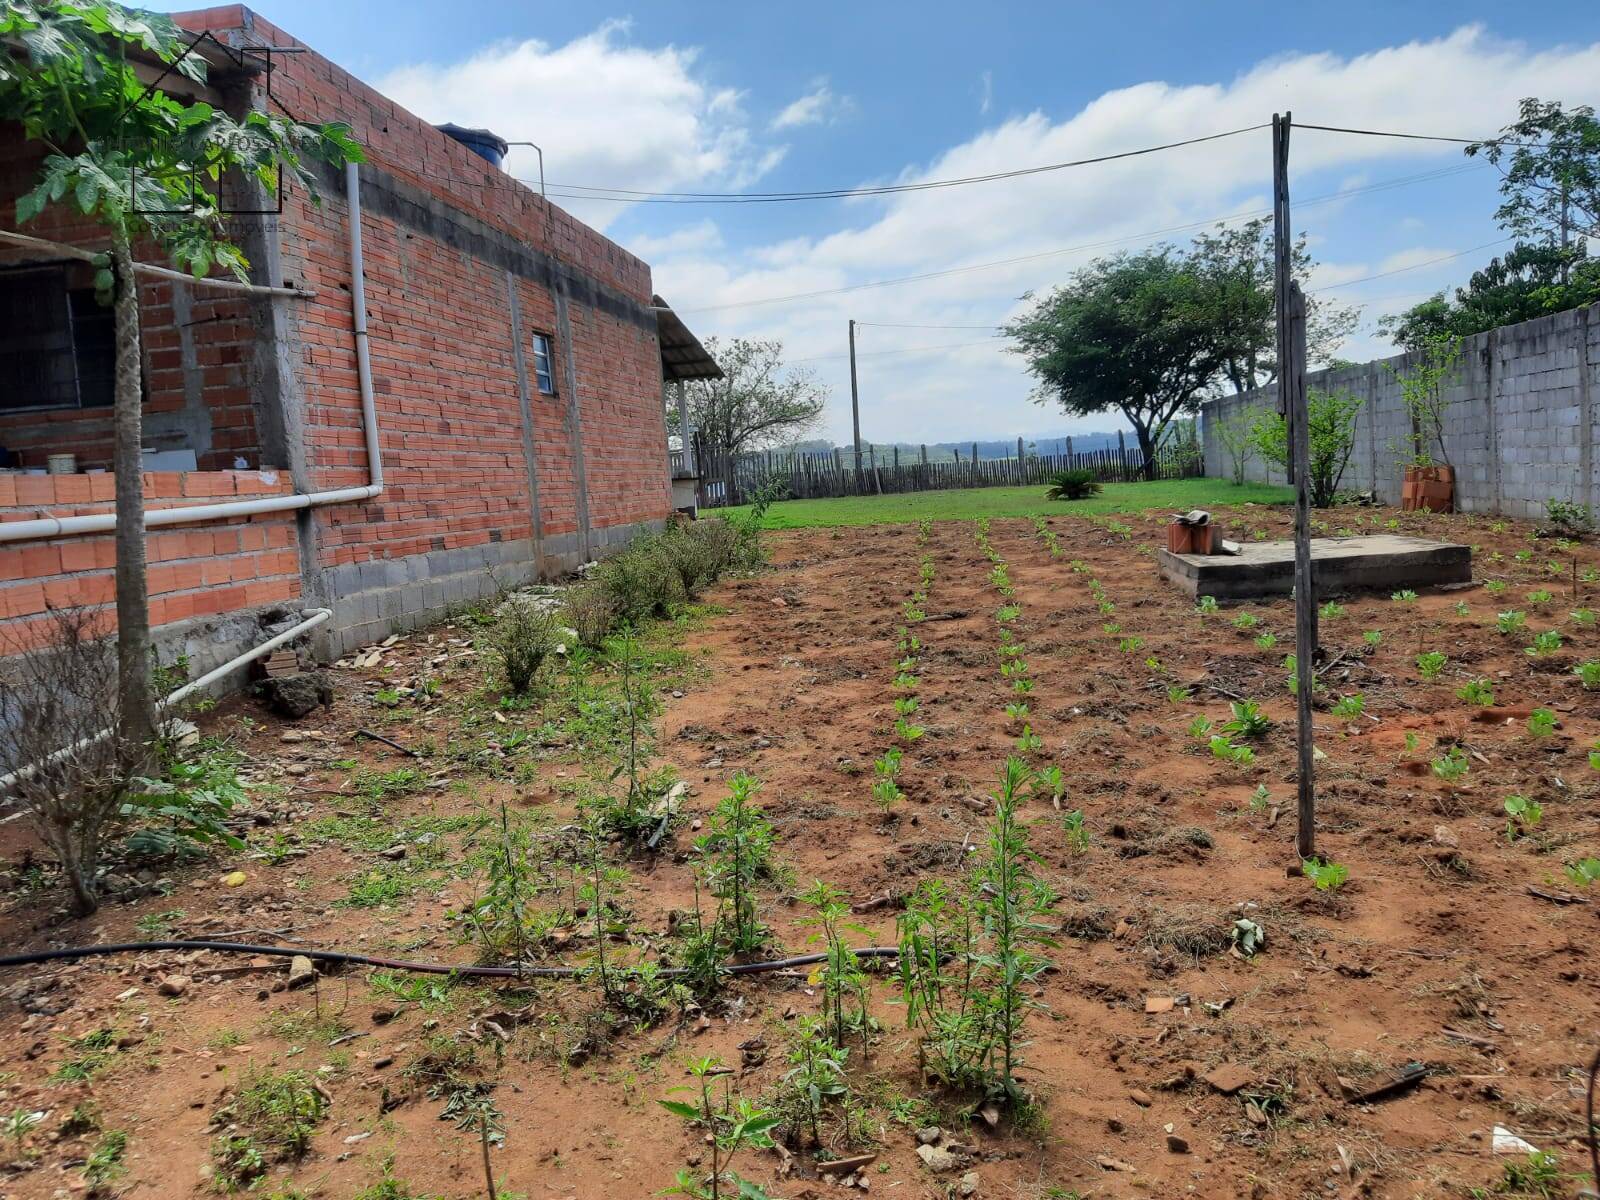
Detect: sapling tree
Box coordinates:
(694, 772, 773, 954)
(659, 1056, 779, 1200)
(1, 0, 362, 745)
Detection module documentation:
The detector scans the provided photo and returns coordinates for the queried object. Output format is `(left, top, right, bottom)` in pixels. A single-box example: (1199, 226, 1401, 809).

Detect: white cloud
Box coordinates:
(641, 26, 1600, 444)
(376, 21, 775, 230)
(770, 78, 852, 131)
(978, 70, 993, 116)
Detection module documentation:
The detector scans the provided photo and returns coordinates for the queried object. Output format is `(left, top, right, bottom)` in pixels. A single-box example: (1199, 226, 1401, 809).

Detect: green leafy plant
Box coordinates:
(1362, 629, 1383, 647)
(1573, 661, 1600, 689)
(1497, 610, 1528, 634)
(1044, 468, 1101, 500)
(1220, 699, 1271, 740)
(1570, 607, 1596, 626)
(1209, 736, 1256, 766)
(1391, 589, 1419, 605)
(1457, 678, 1495, 706)
(491, 597, 558, 695)
(1187, 715, 1214, 740)
(1232, 612, 1260, 630)
(1319, 600, 1346, 620)
(1230, 918, 1265, 957)
(799, 882, 872, 1054)
(1196, 595, 1220, 614)
(1415, 651, 1447, 679)
(1503, 794, 1543, 841)
(1254, 631, 1278, 651)
(1526, 589, 1554, 605)
(1431, 745, 1470, 782)
(1300, 858, 1349, 891)
(1526, 630, 1564, 657)
(1563, 857, 1600, 888)
(1330, 693, 1365, 719)
(1527, 708, 1557, 738)
(658, 1056, 779, 1200)
(1166, 684, 1192, 703)
(695, 773, 775, 954)
(1248, 784, 1271, 813)
(1061, 809, 1088, 855)
(779, 1017, 850, 1148)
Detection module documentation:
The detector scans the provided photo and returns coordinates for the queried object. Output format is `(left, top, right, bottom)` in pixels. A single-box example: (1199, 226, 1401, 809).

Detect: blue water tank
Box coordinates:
(435, 122, 509, 169)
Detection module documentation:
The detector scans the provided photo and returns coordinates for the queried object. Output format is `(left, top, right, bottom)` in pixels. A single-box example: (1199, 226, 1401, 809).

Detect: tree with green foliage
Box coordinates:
(672, 336, 827, 454)
(1, 0, 361, 745)
(1384, 98, 1600, 347)
(1005, 247, 1232, 480)
(1248, 389, 1363, 507)
(1187, 216, 1358, 393)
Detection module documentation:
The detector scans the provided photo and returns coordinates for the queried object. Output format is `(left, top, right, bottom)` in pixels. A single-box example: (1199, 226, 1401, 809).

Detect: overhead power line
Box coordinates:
(675, 161, 1486, 314)
(1309, 237, 1514, 292)
(1297, 122, 1541, 149)
(529, 124, 1270, 204)
(789, 337, 1007, 365)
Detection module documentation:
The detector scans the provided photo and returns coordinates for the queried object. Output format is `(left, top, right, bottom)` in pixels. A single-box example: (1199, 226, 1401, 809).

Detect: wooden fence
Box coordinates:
(684, 434, 1204, 509)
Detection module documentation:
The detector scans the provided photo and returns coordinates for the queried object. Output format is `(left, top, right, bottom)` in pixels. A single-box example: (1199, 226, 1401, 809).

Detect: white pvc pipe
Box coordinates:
(0, 164, 384, 544)
(0, 228, 317, 299)
(0, 608, 332, 806)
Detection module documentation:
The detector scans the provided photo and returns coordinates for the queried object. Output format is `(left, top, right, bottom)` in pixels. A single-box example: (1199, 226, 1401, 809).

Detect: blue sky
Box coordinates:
(159, 2, 1600, 445)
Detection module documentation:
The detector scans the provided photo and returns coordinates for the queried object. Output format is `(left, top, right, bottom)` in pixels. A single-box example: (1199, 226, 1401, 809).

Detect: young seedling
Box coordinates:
(780, 1017, 849, 1148)
(1232, 612, 1260, 630)
(1391, 589, 1419, 605)
(1527, 708, 1557, 738)
(1061, 808, 1088, 854)
(894, 717, 926, 743)
(1452, 601, 1470, 617)
(1526, 630, 1564, 657)
(1248, 784, 1271, 813)
(1526, 589, 1554, 605)
(1166, 683, 1193, 703)
(1563, 857, 1600, 888)
(1196, 595, 1220, 615)
(1300, 858, 1349, 891)
(1005, 701, 1030, 723)
(1318, 601, 1346, 620)
(659, 1056, 780, 1200)
(1483, 579, 1508, 595)
(1014, 724, 1043, 755)
(1573, 661, 1600, 689)
(1330, 694, 1365, 720)
(1255, 631, 1279, 651)
(1220, 700, 1271, 740)
(1209, 736, 1256, 766)
(1431, 746, 1470, 782)
(1362, 629, 1383, 647)
(1503, 794, 1543, 842)
(1571, 607, 1596, 627)
(1456, 678, 1495, 706)
(1188, 716, 1214, 740)
(1415, 651, 1447, 679)
(1496, 610, 1527, 635)
(799, 882, 872, 1054)
(1230, 918, 1265, 957)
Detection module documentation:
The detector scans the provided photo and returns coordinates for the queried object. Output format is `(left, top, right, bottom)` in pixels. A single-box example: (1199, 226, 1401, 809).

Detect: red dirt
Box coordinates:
(3, 502, 1599, 1199)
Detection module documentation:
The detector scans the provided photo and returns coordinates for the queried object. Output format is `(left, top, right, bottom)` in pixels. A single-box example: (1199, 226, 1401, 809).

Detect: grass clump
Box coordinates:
(210, 1067, 327, 1191)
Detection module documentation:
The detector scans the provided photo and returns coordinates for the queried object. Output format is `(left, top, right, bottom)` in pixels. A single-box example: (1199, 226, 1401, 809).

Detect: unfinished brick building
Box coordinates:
(0, 5, 719, 672)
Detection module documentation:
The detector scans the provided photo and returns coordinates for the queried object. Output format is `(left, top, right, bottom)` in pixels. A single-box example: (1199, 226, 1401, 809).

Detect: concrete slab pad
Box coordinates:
(1157, 535, 1472, 601)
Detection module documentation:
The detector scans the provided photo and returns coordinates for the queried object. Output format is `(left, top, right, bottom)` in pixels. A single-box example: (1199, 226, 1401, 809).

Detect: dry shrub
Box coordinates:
(0, 606, 146, 916)
(595, 538, 683, 623)
(563, 583, 618, 649)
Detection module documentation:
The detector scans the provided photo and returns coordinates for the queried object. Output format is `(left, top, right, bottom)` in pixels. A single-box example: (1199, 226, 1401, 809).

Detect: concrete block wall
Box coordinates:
(1202, 303, 1599, 520)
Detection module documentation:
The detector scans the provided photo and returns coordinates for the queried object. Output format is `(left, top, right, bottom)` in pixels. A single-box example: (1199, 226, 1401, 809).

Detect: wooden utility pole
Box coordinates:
(848, 319, 863, 482)
(1273, 112, 1317, 862)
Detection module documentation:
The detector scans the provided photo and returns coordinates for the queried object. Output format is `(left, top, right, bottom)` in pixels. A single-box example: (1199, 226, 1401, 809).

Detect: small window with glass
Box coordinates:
(532, 332, 556, 395)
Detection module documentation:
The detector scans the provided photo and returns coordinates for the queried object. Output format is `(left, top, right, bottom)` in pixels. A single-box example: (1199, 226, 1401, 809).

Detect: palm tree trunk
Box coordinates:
(111, 231, 156, 750)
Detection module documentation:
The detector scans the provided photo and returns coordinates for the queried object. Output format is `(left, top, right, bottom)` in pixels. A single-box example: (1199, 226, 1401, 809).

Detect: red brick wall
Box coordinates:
(182, 5, 672, 582)
(0, 471, 302, 652)
(0, 136, 261, 472)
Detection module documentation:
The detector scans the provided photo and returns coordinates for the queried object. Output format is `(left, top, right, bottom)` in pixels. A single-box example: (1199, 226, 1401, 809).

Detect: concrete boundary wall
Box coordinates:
(1201, 303, 1599, 519)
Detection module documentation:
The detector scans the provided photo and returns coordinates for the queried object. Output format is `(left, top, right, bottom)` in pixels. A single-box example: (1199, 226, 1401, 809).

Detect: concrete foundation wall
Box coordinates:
(1201, 303, 1599, 520)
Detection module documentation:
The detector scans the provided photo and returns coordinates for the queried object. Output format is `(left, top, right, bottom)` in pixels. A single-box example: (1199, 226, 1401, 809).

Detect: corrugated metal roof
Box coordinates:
(654, 295, 723, 381)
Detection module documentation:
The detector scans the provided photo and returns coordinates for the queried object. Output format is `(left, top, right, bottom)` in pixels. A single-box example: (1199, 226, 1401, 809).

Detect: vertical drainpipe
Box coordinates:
(506, 270, 545, 579)
(553, 271, 593, 564)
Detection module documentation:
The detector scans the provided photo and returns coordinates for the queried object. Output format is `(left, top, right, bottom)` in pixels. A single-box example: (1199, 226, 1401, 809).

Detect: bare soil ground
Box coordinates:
(2, 501, 1598, 1200)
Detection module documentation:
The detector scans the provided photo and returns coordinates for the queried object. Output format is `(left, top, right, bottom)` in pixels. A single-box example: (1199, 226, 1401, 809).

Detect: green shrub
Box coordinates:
(1044, 468, 1101, 501)
(491, 595, 558, 694)
(656, 526, 717, 598)
(596, 538, 683, 622)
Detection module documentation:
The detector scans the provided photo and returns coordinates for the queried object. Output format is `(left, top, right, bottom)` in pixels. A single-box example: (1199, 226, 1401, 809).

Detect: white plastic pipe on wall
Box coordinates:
(0, 607, 332, 806)
(0, 161, 383, 545)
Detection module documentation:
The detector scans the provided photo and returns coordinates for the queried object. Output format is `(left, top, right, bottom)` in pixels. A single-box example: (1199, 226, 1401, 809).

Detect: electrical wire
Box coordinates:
(0, 939, 901, 979)
(789, 337, 1007, 365)
(529, 124, 1269, 204)
(1308, 237, 1514, 293)
(673, 162, 1487, 314)
(1296, 121, 1542, 149)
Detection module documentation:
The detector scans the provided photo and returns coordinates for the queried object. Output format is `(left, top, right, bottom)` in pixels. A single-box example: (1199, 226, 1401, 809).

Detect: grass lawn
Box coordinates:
(721, 477, 1293, 529)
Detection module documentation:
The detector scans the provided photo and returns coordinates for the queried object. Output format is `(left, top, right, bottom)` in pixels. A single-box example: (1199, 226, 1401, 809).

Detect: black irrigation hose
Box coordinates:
(0, 939, 901, 980)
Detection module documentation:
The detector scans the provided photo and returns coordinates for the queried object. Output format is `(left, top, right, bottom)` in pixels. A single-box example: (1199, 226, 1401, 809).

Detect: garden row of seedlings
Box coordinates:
(871, 519, 935, 813)
(1038, 520, 1349, 911)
